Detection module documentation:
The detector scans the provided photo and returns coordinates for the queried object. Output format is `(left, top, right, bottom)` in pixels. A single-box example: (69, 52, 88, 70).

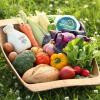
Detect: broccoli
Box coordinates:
(13, 50, 36, 74)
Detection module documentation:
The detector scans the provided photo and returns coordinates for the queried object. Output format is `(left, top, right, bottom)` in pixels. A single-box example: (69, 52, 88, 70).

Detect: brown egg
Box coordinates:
(8, 52, 17, 62)
(3, 42, 14, 53)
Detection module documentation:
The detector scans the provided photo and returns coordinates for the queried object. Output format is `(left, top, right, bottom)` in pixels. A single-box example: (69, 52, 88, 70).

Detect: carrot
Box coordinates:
(19, 23, 39, 47)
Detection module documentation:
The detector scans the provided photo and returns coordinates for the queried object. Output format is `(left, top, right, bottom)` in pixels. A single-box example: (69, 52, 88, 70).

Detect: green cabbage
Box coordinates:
(13, 50, 36, 74)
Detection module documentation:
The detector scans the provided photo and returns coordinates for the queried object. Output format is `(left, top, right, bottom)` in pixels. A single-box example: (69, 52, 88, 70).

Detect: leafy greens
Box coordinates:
(63, 38, 98, 71)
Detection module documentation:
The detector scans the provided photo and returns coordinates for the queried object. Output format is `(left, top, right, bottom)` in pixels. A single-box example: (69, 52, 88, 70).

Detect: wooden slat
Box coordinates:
(0, 18, 23, 27)
(0, 15, 59, 27)
(25, 75, 100, 92)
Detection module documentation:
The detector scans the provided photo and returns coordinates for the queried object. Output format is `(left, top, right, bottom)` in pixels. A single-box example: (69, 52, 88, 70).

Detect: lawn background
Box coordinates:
(0, 0, 100, 100)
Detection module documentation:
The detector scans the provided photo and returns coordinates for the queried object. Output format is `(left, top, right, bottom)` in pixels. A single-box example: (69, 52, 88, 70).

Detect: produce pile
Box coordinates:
(3, 11, 97, 84)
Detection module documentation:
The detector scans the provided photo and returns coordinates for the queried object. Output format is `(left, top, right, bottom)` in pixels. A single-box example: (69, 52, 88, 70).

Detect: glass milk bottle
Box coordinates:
(3, 24, 31, 53)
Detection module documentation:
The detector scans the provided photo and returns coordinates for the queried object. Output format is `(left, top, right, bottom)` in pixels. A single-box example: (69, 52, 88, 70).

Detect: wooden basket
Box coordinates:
(0, 18, 100, 92)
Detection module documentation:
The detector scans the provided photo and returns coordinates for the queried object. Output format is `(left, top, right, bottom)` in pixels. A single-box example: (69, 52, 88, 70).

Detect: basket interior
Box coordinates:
(0, 23, 100, 92)
(0, 24, 99, 76)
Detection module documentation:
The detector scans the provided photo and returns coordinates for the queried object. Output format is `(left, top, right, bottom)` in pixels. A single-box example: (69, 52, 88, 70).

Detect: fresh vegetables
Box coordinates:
(27, 18, 45, 46)
(49, 30, 58, 40)
(74, 66, 82, 75)
(79, 21, 86, 32)
(49, 31, 76, 51)
(81, 69, 90, 77)
(13, 50, 36, 74)
(3, 42, 14, 53)
(62, 29, 86, 36)
(36, 11, 50, 33)
(8, 52, 17, 62)
(43, 40, 55, 56)
(60, 66, 75, 79)
(63, 38, 97, 71)
(50, 53, 68, 70)
(19, 23, 39, 47)
(3, 13, 98, 84)
(22, 64, 59, 83)
(55, 33, 64, 51)
(73, 66, 90, 77)
(55, 32, 75, 50)
(76, 35, 90, 42)
(36, 52, 50, 65)
(42, 34, 51, 45)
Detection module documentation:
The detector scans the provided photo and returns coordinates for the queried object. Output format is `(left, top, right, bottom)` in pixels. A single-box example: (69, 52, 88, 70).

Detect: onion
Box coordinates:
(43, 39, 55, 56)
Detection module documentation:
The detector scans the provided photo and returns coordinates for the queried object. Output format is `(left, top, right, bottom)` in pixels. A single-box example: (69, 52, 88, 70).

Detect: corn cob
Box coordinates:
(28, 15, 39, 24)
(29, 15, 48, 36)
(27, 18, 45, 46)
(36, 11, 50, 34)
(38, 24, 48, 35)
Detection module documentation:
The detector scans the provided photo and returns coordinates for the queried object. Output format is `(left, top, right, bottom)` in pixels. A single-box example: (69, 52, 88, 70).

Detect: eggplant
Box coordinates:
(55, 33, 67, 51)
(76, 35, 90, 42)
(54, 46, 62, 53)
(49, 30, 58, 40)
(42, 34, 51, 46)
(61, 29, 86, 35)
(83, 36, 91, 42)
(79, 21, 86, 31)
(55, 33, 63, 45)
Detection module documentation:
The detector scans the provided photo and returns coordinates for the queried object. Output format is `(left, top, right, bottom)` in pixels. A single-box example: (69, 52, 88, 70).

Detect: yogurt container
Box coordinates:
(55, 15, 80, 31)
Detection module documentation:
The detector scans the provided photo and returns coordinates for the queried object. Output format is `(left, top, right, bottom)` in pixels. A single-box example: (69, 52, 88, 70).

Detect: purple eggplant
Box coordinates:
(42, 34, 51, 46)
(55, 33, 63, 45)
(54, 46, 62, 53)
(55, 33, 65, 50)
(76, 35, 90, 42)
(79, 21, 86, 31)
(61, 29, 86, 35)
(49, 30, 58, 40)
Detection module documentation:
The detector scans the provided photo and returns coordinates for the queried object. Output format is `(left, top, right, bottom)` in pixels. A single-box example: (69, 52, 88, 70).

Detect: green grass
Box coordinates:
(0, 0, 100, 100)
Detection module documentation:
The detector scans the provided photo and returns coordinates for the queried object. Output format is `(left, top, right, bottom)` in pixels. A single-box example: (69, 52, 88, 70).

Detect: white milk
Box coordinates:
(3, 24, 31, 53)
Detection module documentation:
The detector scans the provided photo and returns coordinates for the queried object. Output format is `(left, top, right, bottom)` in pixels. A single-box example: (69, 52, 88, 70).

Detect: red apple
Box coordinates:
(60, 66, 75, 79)
(81, 69, 90, 77)
(74, 66, 82, 74)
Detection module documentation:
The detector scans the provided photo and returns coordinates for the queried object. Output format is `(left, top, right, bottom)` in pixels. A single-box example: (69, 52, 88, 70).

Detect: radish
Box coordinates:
(74, 66, 82, 75)
(81, 69, 90, 77)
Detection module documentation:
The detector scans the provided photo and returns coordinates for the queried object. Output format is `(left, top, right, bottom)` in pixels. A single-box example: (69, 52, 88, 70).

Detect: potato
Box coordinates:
(22, 64, 59, 83)
(8, 52, 17, 62)
(3, 42, 14, 53)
